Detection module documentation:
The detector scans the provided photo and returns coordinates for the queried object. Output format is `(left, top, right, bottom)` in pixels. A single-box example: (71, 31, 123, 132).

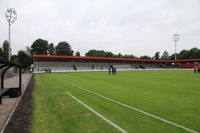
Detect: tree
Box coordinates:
(11, 55, 18, 62)
(154, 52, 160, 60)
(124, 54, 136, 58)
(169, 53, 175, 60)
(117, 53, 122, 58)
(25, 46, 32, 56)
(55, 41, 73, 55)
(18, 50, 27, 64)
(194, 49, 200, 58)
(85, 50, 97, 56)
(105, 51, 114, 57)
(48, 43, 55, 55)
(2, 40, 9, 59)
(31, 39, 48, 54)
(178, 47, 200, 59)
(75, 51, 80, 56)
(85, 50, 114, 57)
(189, 47, 198, 58)
(178, 49, 189, 59)
(18, 50, 32, 68)
(160, 51, 169, 60)
(140, 55, 151, 59)
(0, 47, 6, 59)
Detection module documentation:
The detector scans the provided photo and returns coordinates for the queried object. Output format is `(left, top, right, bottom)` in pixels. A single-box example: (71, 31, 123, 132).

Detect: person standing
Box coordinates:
(194, 66, 197, 73)
(109, 67, 111, 75)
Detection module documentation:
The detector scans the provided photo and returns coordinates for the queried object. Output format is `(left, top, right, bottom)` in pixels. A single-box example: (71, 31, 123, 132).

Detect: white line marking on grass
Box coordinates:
(65, 92, 128, 133)
(59, 79, 198, 133)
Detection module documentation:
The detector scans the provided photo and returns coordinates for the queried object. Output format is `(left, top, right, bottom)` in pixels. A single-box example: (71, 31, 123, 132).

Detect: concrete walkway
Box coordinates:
(0, 73, 32, 132)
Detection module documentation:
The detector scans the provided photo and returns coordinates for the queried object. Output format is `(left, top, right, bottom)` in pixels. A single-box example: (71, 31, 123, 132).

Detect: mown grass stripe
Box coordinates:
(65, 92, 128, 133)
(60, 78, 198, 133)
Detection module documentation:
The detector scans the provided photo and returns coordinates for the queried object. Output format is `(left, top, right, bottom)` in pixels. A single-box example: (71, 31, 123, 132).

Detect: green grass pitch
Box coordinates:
(31, 70, 200, 133)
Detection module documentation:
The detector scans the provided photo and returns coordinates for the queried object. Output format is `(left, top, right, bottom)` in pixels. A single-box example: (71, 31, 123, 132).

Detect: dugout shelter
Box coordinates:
(0, 58, 22, 104)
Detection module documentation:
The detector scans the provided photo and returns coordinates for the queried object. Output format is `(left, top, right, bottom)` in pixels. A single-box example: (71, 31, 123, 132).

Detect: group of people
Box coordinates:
(109, 66, 117, 75)
(194, 65, 200, 73)
(45, 67, 52, 73)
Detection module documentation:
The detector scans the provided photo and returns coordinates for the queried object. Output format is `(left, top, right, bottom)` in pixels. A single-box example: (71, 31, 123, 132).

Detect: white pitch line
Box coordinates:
(65, 92, 128, 133)
(58, 78, 199, 133)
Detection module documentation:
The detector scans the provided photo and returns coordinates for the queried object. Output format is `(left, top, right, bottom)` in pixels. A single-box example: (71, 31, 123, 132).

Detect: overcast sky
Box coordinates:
(0, 0, 200, 57)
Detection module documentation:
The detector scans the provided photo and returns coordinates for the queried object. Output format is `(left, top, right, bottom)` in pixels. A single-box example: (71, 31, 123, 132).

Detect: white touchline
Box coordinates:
(58, 78, 199, 133)
(65, 92, 128, 133)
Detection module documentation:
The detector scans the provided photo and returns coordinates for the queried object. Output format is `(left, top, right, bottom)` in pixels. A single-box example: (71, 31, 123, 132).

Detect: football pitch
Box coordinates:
(31, 70, 200, 133)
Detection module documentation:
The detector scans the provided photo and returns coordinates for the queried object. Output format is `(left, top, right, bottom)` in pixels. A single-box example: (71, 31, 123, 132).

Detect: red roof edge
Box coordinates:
(33, 54, 200, 63)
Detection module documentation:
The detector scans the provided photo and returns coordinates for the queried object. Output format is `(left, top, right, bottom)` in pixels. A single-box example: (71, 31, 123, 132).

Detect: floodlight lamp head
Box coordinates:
(5, 8, 17, 25)
(173, 34, 180, 42)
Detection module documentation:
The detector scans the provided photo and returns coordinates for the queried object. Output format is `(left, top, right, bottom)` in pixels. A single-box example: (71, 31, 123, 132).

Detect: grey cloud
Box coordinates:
(0, 0, 199, 57)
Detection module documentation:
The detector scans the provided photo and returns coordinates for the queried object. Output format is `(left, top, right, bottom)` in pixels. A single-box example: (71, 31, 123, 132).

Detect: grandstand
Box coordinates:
(33, 55, 200, 73)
